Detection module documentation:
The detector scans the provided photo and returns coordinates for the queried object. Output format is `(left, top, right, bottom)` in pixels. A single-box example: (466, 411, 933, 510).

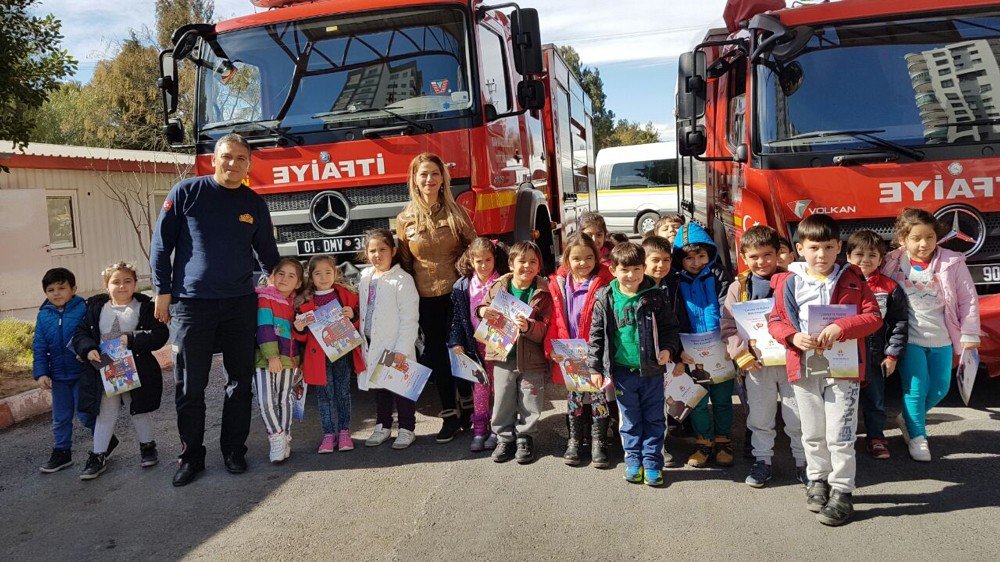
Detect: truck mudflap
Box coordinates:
(978, 294, 1000, 378)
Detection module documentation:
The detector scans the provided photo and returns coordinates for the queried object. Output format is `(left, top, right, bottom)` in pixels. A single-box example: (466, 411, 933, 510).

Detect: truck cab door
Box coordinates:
(479, 21, 528, 193)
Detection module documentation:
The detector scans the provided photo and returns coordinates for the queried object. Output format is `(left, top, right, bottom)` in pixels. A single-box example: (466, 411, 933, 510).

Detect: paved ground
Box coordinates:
(1, 358, 998, 561)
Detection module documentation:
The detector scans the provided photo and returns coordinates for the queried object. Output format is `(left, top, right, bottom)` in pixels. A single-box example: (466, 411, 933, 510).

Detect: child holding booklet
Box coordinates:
(670, 222, 734, 468)
(358, 229, 421, 450)
(768, 214, 882, 526)
(881, 208, 979, 462)
(448, 237, 508, 452)
(295, 255, 366, 454)
(546, 233, 614, 467)
(477, 241, 552, 465)
(720, 226, 806, 488)
(72, 262, 169, 480)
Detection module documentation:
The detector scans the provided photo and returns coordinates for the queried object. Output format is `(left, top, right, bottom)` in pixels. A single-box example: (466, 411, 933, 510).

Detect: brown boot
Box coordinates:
(713, 436, 735, 467)
(687, 438, 712, 468)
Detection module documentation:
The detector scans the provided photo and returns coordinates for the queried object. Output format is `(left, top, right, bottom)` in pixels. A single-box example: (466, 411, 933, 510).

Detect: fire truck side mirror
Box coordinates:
(158, 49, 179, 115)
(677, 51, 707, 121)
(517, 80, 545, 111)
(678, 125, 707, 157)
(511, 8, 543, 76)
(163, 119, 185, 145)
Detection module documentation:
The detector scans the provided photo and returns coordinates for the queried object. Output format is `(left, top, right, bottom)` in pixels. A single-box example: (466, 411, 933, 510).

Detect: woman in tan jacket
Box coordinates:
(396, 153, 477, 442)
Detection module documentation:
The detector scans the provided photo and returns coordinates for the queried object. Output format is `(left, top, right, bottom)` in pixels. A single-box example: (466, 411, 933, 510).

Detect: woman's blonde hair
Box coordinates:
(102, 261, 138, 284)
(400, 152, 472, 240)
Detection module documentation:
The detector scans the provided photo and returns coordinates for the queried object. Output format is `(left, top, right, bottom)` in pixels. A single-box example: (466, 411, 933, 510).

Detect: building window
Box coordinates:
(46, 194, 78, 250)
(941, 79, 955, 88)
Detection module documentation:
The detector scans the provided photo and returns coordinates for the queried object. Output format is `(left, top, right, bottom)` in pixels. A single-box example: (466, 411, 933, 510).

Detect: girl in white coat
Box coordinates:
(358, 228, 421, 449)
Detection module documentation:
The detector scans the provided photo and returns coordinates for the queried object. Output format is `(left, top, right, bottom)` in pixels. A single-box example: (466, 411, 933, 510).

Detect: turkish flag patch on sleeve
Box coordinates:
(163, 199, 173, 211)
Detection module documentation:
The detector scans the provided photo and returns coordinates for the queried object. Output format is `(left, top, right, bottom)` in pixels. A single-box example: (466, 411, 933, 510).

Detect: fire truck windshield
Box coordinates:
(757, 12, 1000, 156)
(195, 7, 473, 139)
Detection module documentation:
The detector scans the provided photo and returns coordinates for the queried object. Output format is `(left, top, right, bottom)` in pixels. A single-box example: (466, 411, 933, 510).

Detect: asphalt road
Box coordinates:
(1, 358, 998, 561)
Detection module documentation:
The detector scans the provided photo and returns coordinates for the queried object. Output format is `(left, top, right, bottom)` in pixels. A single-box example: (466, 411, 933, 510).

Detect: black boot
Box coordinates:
(458, 397, 474, 431)
(592, 417, 611, 469)
(580, 404, 593, 448)
(564, 414, 584, 466)
(436, 410, 462, 443)
(817, 490, 854, 526)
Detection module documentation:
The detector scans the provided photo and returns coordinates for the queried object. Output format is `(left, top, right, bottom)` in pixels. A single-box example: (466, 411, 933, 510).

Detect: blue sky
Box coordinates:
(43, 0, 727, 139)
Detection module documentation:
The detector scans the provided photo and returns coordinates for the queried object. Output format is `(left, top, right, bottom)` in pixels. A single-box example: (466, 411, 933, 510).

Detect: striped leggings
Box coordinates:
(254, 368, 298, 435)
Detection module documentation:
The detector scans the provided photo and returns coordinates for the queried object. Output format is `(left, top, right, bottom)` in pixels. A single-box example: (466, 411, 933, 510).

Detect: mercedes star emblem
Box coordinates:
(934, 205, 985, 257)
(310, 190, 351, 235)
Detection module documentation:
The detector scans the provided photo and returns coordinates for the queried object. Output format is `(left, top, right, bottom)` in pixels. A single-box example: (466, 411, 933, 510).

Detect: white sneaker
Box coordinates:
(283, 432, 292, 460)
(908, 435, 932, 462)
(896, 413, 911, 444)
(268, 433, 286, 463)
(365, 424, 392, 447)
(392, 429, 416, 449)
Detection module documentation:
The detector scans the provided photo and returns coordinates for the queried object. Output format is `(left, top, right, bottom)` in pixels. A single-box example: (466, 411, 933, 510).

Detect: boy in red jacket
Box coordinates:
(768, 214, 882, 527)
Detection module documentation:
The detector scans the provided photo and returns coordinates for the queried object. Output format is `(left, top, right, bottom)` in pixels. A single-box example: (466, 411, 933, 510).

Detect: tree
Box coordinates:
(558, 46, 615, 151)
(156, 0, 214, 50)
(606, 120, 660, 148)
(0, 0, 76, 167)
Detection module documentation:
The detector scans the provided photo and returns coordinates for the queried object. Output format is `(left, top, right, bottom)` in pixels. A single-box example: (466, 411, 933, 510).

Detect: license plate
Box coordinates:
(969, 263, 1000, 284)
(296, 235, 364, 256)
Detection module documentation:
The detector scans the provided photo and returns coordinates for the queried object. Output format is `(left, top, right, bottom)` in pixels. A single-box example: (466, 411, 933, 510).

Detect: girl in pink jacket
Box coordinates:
(882, 208, 980, 462)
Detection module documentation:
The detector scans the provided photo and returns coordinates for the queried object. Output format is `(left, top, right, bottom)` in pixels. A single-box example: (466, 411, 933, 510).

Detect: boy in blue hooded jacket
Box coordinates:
(670, 222, 735, 468)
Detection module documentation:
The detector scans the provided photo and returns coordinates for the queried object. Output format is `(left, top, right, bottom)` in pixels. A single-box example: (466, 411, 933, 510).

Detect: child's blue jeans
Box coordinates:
(51, 378, 94, 450)
(316, 356, 352, 435)
(613, 366, 665, 471)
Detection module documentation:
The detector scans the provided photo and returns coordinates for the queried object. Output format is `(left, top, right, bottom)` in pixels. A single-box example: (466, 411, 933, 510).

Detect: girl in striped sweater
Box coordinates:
(254, 257, 305, 463)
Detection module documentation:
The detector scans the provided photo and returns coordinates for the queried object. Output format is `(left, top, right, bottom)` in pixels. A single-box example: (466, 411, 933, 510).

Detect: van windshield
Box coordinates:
(610, 160, 678, 190)
(757, 12, 1000, 154)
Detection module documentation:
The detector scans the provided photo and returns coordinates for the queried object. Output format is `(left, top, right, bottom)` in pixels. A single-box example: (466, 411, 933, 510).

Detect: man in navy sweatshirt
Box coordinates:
(150, 133, 280, 486)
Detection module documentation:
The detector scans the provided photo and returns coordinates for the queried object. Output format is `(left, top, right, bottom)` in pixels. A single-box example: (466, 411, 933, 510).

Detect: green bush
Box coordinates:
(0, 318, 34, 372)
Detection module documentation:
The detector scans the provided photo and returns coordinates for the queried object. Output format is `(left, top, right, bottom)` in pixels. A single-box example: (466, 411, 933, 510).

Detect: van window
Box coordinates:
(609, 159, 677, 190)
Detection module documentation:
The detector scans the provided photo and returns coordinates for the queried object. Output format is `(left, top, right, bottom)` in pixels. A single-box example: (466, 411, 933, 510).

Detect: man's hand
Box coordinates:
(154, 294, 172, 324)
(37, 375, 52, 390)
(792, 332, 819, 351)
(817, 324, 843, 348)
(657, 349, 672, 366)
(882, 357, 897, 376)
(268, 356, 283, 374)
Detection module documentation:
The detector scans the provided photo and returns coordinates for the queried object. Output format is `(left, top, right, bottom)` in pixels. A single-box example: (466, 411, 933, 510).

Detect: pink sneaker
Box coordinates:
(338, 430, 354, 451)
(318, 433, 335, 454)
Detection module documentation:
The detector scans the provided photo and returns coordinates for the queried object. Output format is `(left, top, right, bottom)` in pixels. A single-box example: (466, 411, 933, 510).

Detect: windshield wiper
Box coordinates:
(782, 129, 923, 161)
(312, 106, 432, 134)
(200, 119, 302, 146)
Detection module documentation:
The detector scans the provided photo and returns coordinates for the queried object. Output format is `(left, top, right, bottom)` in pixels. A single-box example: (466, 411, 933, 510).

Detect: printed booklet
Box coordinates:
(805, 304, 858, 378)
(731, 299, 785, 366)
(679, 331, 736, 384)
(97, 338, 141, 397)
(449, 348, 489, 385)
(473, 289, 533, 359)
(663, 373, 708, 422)
(297, 301, 363, 363)
(369, 349, 432, 401)
(956, 348, 980, 406)
(551, 339, 601, 393)
(291, 374, 307, 422)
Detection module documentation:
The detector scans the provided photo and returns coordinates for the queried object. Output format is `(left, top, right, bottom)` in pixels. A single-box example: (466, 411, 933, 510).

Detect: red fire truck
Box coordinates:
(675, 0, 1000, 371)
(156, 0, 594, 268)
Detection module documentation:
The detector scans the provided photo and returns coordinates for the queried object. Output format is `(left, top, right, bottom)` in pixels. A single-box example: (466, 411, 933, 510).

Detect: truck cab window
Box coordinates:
(479, 27, 511, 114)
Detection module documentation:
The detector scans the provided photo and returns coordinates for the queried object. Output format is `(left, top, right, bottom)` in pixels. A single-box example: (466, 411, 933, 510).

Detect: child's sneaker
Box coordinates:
(470, 434, 488, 452)
(139, 441, 159, 468)
(338, 430, 354, 451)
(492, 440, 516, 463)
(318, 433, 336, 454)
(745, 460, 772, 488)
(268, 433, 286, 463)
(687, 438, 712, 468)
(79, 452, 107, 480)
(713, 436, 735, 467)
(515, 436, 536, 464)
(643, 468, 664, 487)
(392, 429, 416, 449)
(484, 433, 498, 450)
(895, 413, 910, 444)
(623, 465, 643, 483)
(284, 432, 292, 460)
(40, 449, 73, 473)
(816, 490, 854, 526)
(806, 480, 830, 513)
(867, 438, 890, 459)
(908, 435, 932, 462)
(365, 424, 392, 447)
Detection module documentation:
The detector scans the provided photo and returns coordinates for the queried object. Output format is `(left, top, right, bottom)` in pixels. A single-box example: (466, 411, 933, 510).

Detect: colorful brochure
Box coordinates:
(449, 348, 489, 385)
(805, 304, 859, 378)
(956, 348, 979, 406)
(369, 349, 432, 401)
(97, 338, 141, 397)
(663, 373, 708, 422)
(297, 300, 363, 363)
(291, 373, 307, 422)
(679, 331, 736, 384)
(552, 339, 601, 392)
(473, 289, 533, 359)
(731, 298, 785, 366)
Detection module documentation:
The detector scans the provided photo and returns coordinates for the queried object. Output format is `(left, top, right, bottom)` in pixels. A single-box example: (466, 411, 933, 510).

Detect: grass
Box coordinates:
(0, 318, 34, 373)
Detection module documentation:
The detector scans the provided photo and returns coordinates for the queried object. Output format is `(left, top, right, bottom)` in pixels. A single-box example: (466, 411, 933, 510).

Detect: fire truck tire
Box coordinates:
(636, 211, 659, 235)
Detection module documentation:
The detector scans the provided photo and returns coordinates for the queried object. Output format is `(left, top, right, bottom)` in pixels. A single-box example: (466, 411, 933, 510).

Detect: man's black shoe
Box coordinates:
(224, 452, 247, 474)
(173, 461, 204, 487)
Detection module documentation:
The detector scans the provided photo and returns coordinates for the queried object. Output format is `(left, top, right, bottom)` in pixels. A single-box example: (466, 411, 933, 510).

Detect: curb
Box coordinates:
(0, 347, 173, 430)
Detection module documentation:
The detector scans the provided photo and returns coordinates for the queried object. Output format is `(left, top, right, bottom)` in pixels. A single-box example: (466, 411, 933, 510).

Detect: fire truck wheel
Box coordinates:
(637, 211, 659, 235)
